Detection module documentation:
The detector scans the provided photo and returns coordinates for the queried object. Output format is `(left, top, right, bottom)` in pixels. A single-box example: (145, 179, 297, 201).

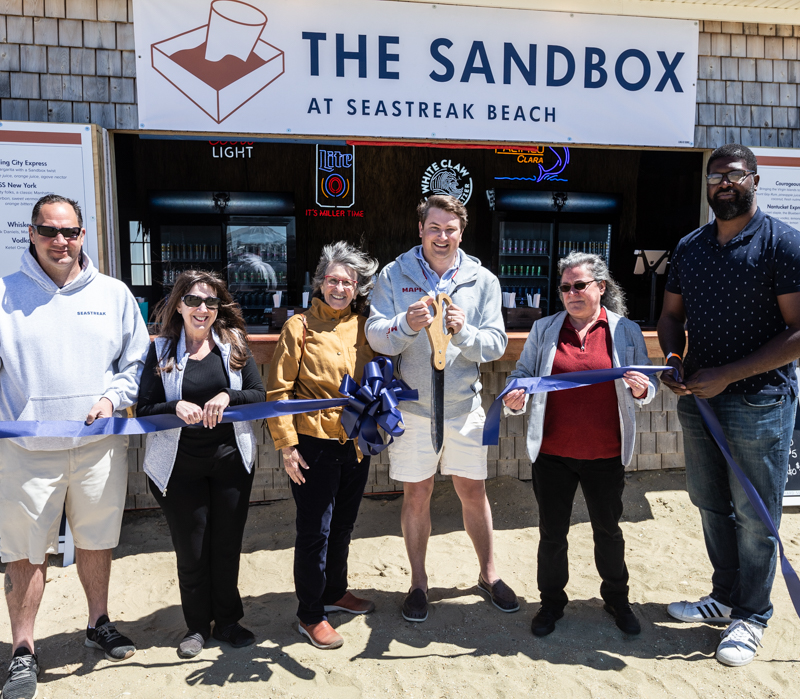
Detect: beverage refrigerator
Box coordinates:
(122, 192, 296, 330)
(489, 189, 621, 321)
(497, 220, 611, 316)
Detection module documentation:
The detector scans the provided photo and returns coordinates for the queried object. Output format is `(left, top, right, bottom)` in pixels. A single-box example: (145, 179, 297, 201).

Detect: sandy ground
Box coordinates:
(2, 471, 800, 699)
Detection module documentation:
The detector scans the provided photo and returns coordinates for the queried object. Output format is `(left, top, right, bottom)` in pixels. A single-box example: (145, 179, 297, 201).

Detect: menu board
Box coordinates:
(750, 149, 800, 507)
(752, 147, 800, 229)
(0, 122, 99, 279)
(786, 408, 800, 507)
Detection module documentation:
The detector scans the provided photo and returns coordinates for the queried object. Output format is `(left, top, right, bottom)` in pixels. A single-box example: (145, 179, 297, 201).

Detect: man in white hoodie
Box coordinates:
(0, 195, 150, 699)
(366, 195, 518, 624)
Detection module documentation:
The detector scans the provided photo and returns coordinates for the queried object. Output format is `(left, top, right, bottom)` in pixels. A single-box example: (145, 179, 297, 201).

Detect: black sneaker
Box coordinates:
(531, 607, 564, 637)
(604, 602, 642, 635)
(212, 623, 255, 649)
(85, 615, 136, 661)
(3, 647, 39, 699)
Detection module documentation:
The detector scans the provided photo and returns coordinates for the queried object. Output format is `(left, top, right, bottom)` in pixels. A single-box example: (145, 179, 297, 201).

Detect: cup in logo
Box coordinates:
(205, 0, 268, 63)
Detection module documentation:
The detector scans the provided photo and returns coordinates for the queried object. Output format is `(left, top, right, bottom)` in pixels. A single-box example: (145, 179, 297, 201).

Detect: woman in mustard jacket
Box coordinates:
(266, 241, 378, 650)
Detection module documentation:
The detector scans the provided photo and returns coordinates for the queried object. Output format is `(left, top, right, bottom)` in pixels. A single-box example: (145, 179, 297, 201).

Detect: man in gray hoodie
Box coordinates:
(0, 195, 150, 699)
(366, 194, 518, 622)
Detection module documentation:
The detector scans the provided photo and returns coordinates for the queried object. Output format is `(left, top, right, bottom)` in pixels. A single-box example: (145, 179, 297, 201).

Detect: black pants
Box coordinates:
(150, 450, 254, 637)
(292, 435, 371, 624)
(532, 452, 629, 612)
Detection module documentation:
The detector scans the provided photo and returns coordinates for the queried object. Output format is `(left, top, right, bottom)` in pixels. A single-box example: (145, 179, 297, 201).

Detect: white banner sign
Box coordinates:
(133, 0, 698, 147)
(0, 122, 99, 279)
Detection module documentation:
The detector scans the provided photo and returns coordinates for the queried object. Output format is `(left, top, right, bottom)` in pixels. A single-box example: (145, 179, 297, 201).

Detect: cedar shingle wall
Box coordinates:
(695, 20, 800, 148)
(0, 0, 136, 128)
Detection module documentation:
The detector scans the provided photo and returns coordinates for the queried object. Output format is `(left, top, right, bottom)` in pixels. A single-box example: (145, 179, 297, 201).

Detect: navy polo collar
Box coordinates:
(706, 206, 765, 248)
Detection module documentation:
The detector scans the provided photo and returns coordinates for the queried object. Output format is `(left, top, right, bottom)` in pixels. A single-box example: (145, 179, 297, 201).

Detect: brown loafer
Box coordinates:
(477, 575, 520, 613)
(324, 591, 376, 615)
(298, 620, 344, 649)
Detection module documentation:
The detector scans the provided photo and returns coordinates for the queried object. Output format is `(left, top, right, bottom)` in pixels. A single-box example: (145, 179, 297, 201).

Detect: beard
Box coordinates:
(708, 185, 755, 221)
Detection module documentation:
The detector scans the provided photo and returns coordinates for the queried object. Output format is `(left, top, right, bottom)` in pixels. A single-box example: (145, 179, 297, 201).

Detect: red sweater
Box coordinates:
(539, 308, 621, 460)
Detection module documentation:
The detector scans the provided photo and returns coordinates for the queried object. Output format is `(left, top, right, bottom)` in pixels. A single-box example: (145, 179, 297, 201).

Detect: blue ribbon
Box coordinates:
(0, 398, 351, 439)
(0, 359, 417, 451)
(483, 365, 669, 446)
(485, 364, 800, 619)
(339, 357, 419, 456)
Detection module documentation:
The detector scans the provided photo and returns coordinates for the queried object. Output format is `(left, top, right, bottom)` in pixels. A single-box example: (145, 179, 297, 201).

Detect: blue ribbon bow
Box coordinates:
(339, 357, 419, 455)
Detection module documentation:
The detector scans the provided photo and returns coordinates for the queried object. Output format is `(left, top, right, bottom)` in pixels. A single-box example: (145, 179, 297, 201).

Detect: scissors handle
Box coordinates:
(423, 293, 453, 371)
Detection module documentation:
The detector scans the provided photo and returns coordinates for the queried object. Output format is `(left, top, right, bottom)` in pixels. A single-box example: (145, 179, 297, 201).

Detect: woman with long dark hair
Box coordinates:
(137, 270, 265, 658)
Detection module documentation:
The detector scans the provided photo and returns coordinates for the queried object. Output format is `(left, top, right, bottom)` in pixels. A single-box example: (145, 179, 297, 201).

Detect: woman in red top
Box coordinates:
(503, 252, 659, 638)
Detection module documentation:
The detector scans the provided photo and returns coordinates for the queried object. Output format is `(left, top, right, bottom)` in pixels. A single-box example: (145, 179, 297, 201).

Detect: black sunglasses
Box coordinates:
(181, 294, 221, 309)
(559, 279, 599, 294)
(706, 169, 755, 186)
(31, 224, 82, 239)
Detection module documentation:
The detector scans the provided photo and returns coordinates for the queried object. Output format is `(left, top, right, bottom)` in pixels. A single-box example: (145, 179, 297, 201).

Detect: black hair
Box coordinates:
(31, 194, 83, 227)
(707, 144, 758, 173)
(29, 194, 84, 258)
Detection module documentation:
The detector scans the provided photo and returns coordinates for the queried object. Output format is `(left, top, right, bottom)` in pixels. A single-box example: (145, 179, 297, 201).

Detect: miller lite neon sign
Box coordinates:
(316, 144, 356, 209)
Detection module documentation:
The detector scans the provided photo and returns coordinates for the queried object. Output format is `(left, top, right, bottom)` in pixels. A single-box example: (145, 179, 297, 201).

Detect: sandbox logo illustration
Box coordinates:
(151, 0, 285, 124)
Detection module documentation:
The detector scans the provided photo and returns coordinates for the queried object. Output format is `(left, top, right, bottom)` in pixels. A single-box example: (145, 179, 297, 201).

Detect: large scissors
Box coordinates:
(423, 293, 454, 453)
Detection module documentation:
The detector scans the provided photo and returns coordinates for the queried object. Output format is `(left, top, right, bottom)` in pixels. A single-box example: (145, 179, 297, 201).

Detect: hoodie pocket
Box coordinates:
(18, 394, 100, 422)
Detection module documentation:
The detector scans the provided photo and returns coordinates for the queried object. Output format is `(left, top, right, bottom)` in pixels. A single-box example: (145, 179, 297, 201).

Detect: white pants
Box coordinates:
(388, 408, 488, 482)
(0, 436, 129, 564)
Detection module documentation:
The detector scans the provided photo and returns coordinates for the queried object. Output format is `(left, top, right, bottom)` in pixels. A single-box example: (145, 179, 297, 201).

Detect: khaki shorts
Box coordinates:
(388, 407, 488, 483)
(0, 435, 129, 564)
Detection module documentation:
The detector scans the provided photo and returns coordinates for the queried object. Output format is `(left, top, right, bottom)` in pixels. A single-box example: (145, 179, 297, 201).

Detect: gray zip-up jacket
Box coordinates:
(507, 309, 659, 466)
(0, 250, 150, 451)
(142, 328, 258, 495)
(366, 247, 507, 419)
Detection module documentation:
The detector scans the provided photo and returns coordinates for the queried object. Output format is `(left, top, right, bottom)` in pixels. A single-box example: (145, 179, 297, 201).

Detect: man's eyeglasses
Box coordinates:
(30, 224, 82, 239)
(706, 169, 755, 186)
(181, 294, 221, 309)
(324, 275, 357, 291)
(559, 279, 599, 294)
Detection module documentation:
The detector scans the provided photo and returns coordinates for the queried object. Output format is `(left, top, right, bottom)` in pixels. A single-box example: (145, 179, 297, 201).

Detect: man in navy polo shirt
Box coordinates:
(658, 143, 800, 666)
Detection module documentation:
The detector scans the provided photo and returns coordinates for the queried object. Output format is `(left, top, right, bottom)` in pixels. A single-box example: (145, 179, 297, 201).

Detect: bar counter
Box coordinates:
(243, 331, 665, 365)
(125, 330, 680, 510)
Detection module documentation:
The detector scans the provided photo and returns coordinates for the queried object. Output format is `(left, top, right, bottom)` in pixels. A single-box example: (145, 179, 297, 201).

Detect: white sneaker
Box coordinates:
(715, 619, 763, 667)
(667, 595, 732, 624)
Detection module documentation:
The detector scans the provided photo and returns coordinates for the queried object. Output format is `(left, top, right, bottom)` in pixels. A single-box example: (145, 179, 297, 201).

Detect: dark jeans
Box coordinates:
(292, 435, 371, 624)
(532, 452, 629, 612)
(678, 393, 796, 627)
(150, 450, 254, 637)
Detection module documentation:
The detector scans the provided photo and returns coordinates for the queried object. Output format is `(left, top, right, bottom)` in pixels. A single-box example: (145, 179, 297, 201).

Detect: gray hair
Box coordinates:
(557, 251, 628, 317)
(312, 240, 379, 314)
